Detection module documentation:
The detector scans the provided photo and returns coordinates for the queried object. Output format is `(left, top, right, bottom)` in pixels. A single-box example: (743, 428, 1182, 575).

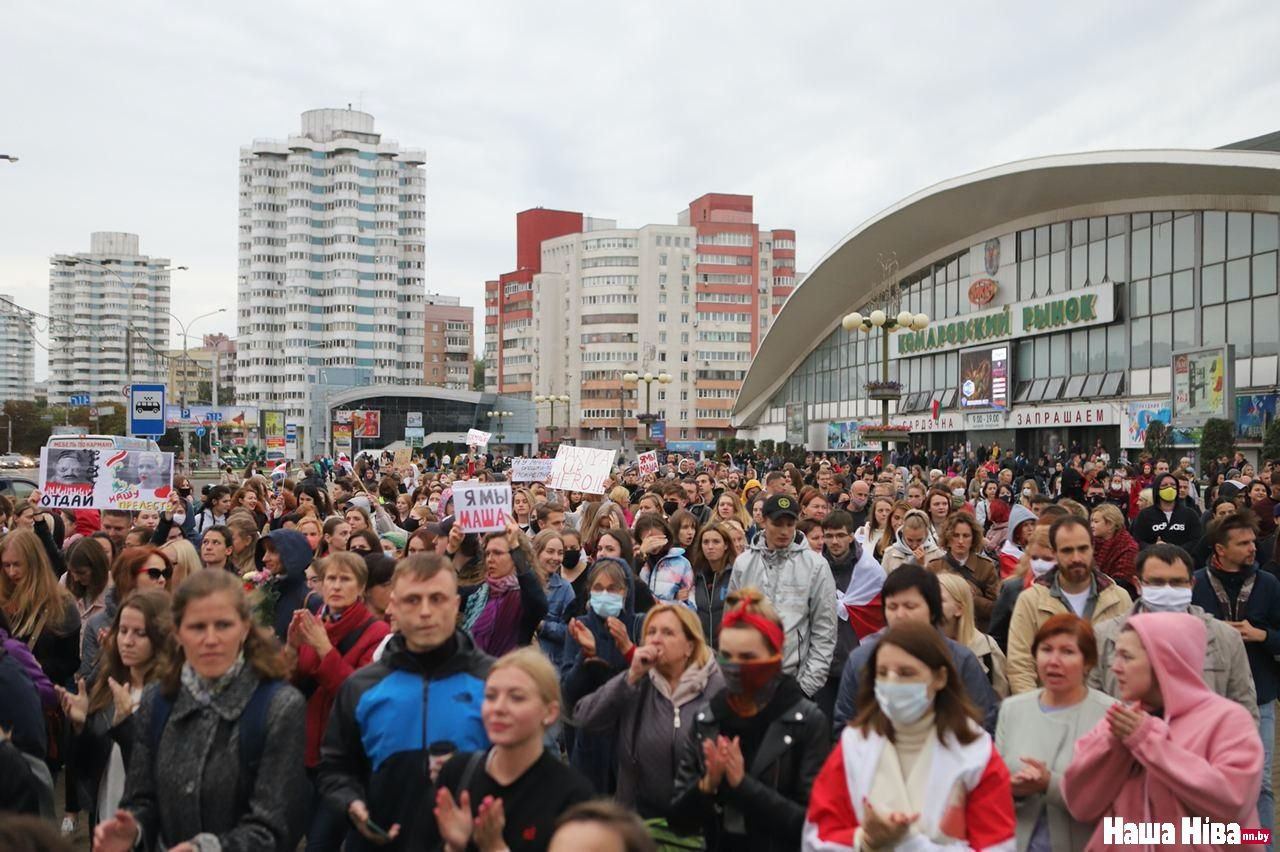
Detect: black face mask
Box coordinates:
(663, 501, 680, 516)
(562, 548, 582, 569)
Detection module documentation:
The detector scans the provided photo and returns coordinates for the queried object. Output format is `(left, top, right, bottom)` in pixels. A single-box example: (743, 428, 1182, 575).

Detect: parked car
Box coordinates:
(0, 475, 38, 500)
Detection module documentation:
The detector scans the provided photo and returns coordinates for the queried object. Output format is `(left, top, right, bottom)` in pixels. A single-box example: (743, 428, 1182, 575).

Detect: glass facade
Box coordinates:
(764, 209, 1280, 429)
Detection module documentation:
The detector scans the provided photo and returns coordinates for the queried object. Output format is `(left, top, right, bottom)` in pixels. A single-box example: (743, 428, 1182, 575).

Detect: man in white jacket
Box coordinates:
(728, 493, 837, 698)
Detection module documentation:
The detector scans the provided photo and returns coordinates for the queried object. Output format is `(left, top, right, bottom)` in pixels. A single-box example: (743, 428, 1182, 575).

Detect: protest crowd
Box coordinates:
(2, 438, 1279, 851)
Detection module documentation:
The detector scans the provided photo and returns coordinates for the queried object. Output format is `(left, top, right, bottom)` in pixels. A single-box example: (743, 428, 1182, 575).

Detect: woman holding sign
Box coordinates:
(460, 519, 549, 657)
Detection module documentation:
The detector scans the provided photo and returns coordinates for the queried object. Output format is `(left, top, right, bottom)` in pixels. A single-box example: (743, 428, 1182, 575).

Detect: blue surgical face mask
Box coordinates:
(874, 679, 932, 726)
(589, 591, 624, 619)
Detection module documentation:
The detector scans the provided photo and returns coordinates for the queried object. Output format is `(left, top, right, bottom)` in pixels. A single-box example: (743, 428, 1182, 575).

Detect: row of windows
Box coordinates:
(696, 253, 753, 266)
(581, 256, 640, 269)
(697, 231, 753, 247)
(582, 237, 637, 251)
(695, 311, 751, 323)
(582, 294, 637, 305)
(699, 273, 753, 285)
(697, 292, 752, 304)
(582, 274, 638, 288)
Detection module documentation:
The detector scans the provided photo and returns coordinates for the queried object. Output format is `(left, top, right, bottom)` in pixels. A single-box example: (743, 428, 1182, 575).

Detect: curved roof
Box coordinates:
(733, 148, 1280, 426)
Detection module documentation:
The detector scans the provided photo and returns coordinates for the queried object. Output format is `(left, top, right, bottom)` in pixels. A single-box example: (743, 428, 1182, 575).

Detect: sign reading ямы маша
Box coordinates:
(897, 282, 1115, 356)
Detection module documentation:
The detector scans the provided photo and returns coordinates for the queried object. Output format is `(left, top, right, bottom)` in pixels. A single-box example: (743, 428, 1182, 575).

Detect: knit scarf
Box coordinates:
(180, 653, 246, 707)
(466, 573, 523, 656)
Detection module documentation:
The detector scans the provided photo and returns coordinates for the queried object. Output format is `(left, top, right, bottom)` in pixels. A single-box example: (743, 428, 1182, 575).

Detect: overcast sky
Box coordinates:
(3, 1, 1278, 381)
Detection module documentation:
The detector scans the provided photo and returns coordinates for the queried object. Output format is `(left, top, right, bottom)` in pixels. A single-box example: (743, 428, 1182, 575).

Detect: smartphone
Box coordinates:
(364, 819, 392, 841)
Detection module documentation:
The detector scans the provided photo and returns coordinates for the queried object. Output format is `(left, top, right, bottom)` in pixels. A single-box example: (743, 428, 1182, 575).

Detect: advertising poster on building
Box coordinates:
(335, 410, 352, 425)
(166, 405, 258, 428)
(332, 422, 353, 451)
(1123, 401, 1203, 448)
(547, 444, 616, 494)
(453, 481, 512, 533)
(1172, 347, 1231, 427)
(511, 458, 554, 482)
(827, 421, 853, 450)
(785, 403, 806, 446)
(351, 410, 381, 438)
(39, 448, 173, 511)
(1236, 394, 1277, 442)
(959, 345, 1010, 410)
(262, 410, 287, 450)
(406, 411, 423, 429)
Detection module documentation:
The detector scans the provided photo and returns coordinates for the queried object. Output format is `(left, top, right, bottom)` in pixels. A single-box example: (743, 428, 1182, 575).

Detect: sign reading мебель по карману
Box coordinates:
(897, 282, 1115, 356)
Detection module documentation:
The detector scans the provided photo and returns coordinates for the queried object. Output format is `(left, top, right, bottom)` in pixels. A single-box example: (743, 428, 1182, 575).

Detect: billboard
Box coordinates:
(332, 422, 353, 451)
(1172, 346, 1232, 428)
(1122, 400, 1203, 449)
(166, 405, 258, 428)
(785, 403, 806, 445)
(1236, 394, 1277, 442)
(350, 410, 381, 438)
(959, 345, 1010, 411)
(262, 410, 287, 450)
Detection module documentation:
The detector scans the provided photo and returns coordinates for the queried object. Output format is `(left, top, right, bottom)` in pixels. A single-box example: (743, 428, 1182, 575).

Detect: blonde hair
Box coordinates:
(161, 538, 202, 588)
(937, 573, 977, 646)
(296, 516, 323, 538)
(0, 528, 74, 642)
(640, 603, 711, 668)
(489, 646, 561, 710)
(1090, 502, 1127, 534)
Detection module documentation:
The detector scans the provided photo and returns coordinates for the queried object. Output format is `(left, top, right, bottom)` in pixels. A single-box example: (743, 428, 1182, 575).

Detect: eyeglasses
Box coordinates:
(139, 567, 172, 581)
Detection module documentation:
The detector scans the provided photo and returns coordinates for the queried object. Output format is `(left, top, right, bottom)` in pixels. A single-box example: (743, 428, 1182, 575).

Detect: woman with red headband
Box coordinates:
(669, 587, 830, 851)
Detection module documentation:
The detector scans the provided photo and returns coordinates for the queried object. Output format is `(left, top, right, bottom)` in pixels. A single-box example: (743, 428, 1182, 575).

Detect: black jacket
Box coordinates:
(669, 680, 828, 851)
(1132, 502, 1202, 550)
(458, 549, 549, 653)
(694, 566, 734, 648)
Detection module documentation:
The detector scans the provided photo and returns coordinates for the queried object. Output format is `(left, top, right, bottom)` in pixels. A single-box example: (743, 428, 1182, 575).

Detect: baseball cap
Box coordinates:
(762, 494, 800, 521)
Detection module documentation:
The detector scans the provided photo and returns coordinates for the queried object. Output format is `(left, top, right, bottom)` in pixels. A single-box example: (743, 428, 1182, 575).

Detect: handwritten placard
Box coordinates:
(637, 450, 659, 477)
(547, 445, 616, 495)
(511, 458, 554, 482)
(466, 428, 492, 447)
(453, 481, 512, 533)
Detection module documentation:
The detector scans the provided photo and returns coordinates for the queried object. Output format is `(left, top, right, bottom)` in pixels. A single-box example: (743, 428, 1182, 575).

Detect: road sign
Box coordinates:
(196, 427, 206, 438)
(96, 405, 115, 416)
(206, 411, 223, 423)
(70, 394, 90, 406)
(129, 384, 167, 437)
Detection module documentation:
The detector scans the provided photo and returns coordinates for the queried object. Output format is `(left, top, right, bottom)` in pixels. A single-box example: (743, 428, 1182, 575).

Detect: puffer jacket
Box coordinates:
(571, 656, 723, 819)
(1006, 568, 1132, 694)
(879, 511, 946, 574)
(727, 538, 837, 698)
(639, 546, 696, 609)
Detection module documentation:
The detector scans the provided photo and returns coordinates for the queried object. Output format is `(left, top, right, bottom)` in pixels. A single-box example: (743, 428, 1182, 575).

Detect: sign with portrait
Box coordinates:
(351, 410, 381, 439)
(39, 448, 173, 511)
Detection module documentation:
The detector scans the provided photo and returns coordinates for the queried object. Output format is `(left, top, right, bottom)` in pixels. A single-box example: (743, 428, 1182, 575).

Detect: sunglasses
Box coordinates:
(138, 567, 172, 581)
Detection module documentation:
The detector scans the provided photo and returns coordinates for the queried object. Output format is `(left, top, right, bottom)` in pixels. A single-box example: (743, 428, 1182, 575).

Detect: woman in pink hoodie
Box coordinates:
(1061, 612, 1263, 850)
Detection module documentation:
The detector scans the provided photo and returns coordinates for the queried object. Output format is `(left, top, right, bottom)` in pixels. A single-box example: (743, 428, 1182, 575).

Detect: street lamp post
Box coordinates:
(623, 371, 671, 442)
(486, 410, 514, 455)
(533, 394, 571, 445)
(842, 306, 930, 459)
(170, 308, 227, 473)
(0, 155, 17, 163)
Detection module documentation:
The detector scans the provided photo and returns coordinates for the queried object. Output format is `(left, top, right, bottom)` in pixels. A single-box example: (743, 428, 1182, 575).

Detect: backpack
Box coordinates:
(148, 678, 283, 801)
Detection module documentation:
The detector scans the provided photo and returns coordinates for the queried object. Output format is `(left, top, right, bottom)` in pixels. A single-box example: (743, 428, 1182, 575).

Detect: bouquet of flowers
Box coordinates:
(242, 569, 281, 628)
(858, 422, 911, 433)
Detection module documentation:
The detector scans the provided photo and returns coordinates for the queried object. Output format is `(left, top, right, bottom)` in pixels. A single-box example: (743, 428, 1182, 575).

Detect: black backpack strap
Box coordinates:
(147, 691, 174, 753)
(239, 679, 284, 781)
(457, 749, 485, 793)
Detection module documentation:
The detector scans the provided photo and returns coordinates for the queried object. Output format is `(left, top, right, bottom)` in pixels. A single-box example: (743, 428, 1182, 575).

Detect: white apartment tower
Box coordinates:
(48, 232, 172, 404)
(237, 108, 427, 418)
(0, 293, 35, 403)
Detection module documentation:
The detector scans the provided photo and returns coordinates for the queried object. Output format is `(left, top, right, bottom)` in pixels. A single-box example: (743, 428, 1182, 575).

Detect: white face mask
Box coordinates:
(874, 679, 932, 726)
(1030, 558, 1056, 578)
(1022, 488, 1032, 497)
(1141, 585, 1192, 613)
(172, 512, 186, 526)
(952, 487, 966, 498)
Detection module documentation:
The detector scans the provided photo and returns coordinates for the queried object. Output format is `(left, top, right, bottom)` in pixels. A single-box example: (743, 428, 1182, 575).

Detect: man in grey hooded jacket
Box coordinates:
(727, 494, 836, 698)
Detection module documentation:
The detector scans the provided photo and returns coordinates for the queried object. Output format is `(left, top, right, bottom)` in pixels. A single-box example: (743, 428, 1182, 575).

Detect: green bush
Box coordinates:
(1262, 418, 1280, 464)
(1199, 418, 1236, 468)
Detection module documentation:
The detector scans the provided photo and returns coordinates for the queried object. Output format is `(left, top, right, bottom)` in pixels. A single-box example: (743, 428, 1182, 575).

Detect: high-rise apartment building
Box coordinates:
(236, 108, 427, 419)
(48, 232, 171, 404)
(484, 195, 795, 448)
(0, 293, 35, 403)
(423, 294, 475, 390)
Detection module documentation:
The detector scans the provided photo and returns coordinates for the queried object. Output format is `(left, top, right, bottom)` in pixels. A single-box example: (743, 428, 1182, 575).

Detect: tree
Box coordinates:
(1200, 418, 1236, 469)
(1143, 420, 1172, 463)
(472, 360, 485, 391)
(1263, 418, 1280, 465)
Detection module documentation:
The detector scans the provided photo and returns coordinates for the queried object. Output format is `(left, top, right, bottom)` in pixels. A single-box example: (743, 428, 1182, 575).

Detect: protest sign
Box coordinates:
(453, 481, 512, 533)
(39, 448, 173, 512)
(547, 445, 616, 494)
(393, 448, 412, 466)
(637, 450, 659, 476)
(467, 428, 492, 447)
(511, 457, 554, 482)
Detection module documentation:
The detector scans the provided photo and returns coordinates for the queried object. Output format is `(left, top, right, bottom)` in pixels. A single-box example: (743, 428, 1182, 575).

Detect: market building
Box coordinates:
(732, 136, 1280, 464)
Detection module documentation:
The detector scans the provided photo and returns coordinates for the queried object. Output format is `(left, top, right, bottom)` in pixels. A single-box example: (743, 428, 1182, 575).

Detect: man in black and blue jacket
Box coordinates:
(318, 553, 493, 850)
